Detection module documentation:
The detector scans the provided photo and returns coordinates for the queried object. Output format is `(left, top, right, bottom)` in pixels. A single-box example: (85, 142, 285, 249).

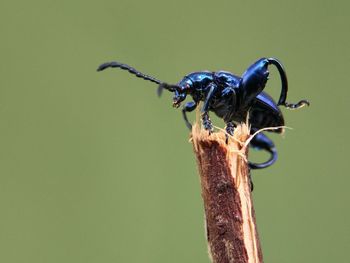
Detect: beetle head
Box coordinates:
(158, 77, 192, 108)
(172, 90, 187, 108)
(172, 77, 193, 108)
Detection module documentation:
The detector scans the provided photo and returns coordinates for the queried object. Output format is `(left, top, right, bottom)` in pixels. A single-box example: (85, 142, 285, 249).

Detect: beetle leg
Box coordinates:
(182, 101, 197, 130)
(248, 131, 277, 169)
(201, 83, 218, 134)
(240, 58, 270, 106)
(201, 112, 214, 134)
(225, 121, 236, 144)
(202, 83, 218, 112)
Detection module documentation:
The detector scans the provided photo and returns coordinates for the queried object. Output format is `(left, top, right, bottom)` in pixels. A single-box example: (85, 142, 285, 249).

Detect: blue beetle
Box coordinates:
(97, 58, 309, 171)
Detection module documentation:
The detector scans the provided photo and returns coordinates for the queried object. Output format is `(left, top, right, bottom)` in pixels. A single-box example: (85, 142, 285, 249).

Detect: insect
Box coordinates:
(97, 58, 309, 171)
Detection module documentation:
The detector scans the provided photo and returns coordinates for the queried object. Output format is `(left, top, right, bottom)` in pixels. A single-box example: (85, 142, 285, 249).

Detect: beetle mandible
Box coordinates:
(97, 58, 309, 171)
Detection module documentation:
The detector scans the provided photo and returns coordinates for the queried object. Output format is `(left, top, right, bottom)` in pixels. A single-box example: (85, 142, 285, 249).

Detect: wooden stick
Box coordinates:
(191, 123, 263, 263)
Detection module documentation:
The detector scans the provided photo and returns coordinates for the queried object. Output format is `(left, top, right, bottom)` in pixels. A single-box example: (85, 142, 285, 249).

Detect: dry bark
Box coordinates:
(191, 124, 263, 263)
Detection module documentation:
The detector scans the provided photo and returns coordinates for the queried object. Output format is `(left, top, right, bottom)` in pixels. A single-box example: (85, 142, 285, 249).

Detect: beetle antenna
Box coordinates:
(97, 61, 162, 85)
(97, 61, 180, 97)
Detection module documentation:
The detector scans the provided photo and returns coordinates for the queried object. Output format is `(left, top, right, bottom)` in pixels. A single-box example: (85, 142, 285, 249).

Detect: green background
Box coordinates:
(0, 0, 349, 262)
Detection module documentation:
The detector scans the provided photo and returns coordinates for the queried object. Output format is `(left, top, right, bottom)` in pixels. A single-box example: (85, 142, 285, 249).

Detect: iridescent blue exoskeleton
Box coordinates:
(97, 58, 309, 177)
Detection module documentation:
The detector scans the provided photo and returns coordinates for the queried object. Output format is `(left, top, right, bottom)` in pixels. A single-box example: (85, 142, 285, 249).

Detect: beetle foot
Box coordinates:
(225, 122, 235, 144)
(203, 121, 214, 135)
(283, 99, 310, 109)
(202, 113, 214, 135)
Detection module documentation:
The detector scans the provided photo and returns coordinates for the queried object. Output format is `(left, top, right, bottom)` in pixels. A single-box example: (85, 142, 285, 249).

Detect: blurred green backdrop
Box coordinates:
(0, 0, 349, 262)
